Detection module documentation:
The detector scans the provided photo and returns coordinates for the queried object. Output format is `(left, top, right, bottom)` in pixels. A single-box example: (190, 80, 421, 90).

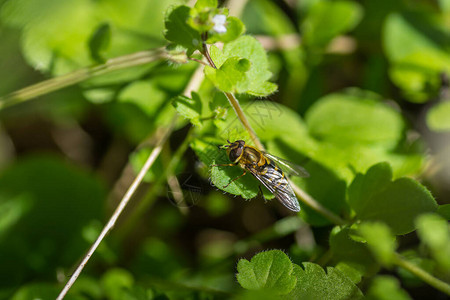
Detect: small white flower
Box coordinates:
(212, 14, 227, 34)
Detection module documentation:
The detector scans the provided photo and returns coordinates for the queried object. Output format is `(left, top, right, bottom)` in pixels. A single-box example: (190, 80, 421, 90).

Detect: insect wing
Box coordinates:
(248, 167, 301, 212)
(262, 152, 309, 178)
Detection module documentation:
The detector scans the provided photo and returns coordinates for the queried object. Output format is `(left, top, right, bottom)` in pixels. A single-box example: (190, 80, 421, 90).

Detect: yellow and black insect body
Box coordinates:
(212, 140, 309, 212)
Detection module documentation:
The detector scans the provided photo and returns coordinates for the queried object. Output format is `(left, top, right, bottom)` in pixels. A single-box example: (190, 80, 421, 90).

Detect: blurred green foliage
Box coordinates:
(0, 0, 449, 299)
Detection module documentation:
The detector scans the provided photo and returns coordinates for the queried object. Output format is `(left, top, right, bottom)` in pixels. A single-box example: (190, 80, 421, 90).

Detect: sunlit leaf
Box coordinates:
(426, 101, 450, 132)
(287, 263, 364, 299)
(236, 250, 297, 295)
(366, 276, 412, 300)
(349, 163, 437, 235)
(358, 222, 397, 266)
(416, 213, 450, 271)
(301, 0, 363, 48)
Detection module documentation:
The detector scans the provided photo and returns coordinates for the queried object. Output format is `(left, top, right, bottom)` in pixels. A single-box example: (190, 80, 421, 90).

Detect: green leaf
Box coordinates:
(348, 163, 438, 235)
(301, 0, 363, 48)
(292, 160, 347, 226)
(415, 213, 450, 271)
(190, 137, 269, 201)
(11, 283, 84, 300)
(172, 93, 203, 126)
(358, 222, 397, 266)
(243, 0, 296, 36)
(207, 16, 246, 43)
(0, 156, 105, 287)
(207, 36, 277, 96)
(437, 204, 450, 220)
(205, 57, 251, 93)
(118, 80, 173, 118)
(187, 3, 223, 33)
(439, 0, 450, 12)
(305, 91, 405, 148)
(194, 0, 218, 10)
(287, 263, 364, 300)
(330, 227, 379, 278)
(427, 101, 450, 132)
(236, 250, 297, 295)
(101, 268, 135, 300)
(335, 262, 363, 284)
(348, 162, 392, 213)
(366, 276, 412, 300)
(383, 13, 450, 102)
(1, 0, 177, 75)
(88, 23, 111, 63)
(129, 147, 164, 183)
(164, 5, 202, 55)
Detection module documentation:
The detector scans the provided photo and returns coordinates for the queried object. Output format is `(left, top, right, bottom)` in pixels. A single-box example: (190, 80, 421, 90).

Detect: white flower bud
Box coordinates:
(212, 14, 227, 34)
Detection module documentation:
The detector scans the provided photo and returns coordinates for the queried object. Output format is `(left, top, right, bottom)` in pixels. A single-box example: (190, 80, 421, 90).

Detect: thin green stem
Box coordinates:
(224, 92, 264, 150)
(290, 181, 346, 225)
(201, 37, 346, 225)
(56, 114, 177, 300)
(0, 48, 166, 109)
(116, 128, 194, 240)
(393, 253, 450, 296)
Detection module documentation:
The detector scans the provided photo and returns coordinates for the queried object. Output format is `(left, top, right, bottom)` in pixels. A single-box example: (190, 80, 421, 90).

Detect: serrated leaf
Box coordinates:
(172, 93, 202, 126)
(236, 250, 296, 295)
(358, 222, 397, 266)
(335, 262, 363, 284)
(190, 138, 273, 201)
(301, 0, 363, 48)
(427, 101, 450, 132)
(287, 263, 364, 300)
(88, 23, 111, 63)
(207, 35, 277, 96)
(348, 163, 438, 235)
(366, 276, 412, 300)
(164, 5, 202, 55)
(415, 213, 450, 271)
(205, 57, 251, 93)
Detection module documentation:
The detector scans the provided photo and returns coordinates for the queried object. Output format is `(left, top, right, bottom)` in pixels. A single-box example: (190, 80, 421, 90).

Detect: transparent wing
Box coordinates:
(247, 167, 301, 212)
(262, 152, 310, 178)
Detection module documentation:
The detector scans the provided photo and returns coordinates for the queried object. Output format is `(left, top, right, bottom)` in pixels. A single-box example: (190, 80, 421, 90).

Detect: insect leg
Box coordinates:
(211, 163, 237, 167)
(258, 185, 267, 202)
(223, 170, 247, 188)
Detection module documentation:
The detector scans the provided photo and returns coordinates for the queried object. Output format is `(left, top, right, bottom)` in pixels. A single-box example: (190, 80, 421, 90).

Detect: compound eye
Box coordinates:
(229, 147, 243, 162)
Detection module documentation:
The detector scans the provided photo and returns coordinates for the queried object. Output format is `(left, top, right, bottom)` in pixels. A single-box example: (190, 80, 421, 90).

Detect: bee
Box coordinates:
(212, 140, 309, 212)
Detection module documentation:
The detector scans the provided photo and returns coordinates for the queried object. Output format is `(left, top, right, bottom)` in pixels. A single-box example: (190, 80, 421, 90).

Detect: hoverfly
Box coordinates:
(211, 140, 309, 212)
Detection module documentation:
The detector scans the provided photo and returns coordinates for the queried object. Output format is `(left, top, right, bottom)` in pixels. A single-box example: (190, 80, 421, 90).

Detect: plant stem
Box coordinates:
(224, 92, 265, 150)
(393, 253, 450, 296)
(290, 182, 346, 225)
(201, 40, 264, 150)
(116, 128, 193, 239)
(56, 115, 177, 300)
(0, 48, 166, 109)
(201, 37, 346, 225)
